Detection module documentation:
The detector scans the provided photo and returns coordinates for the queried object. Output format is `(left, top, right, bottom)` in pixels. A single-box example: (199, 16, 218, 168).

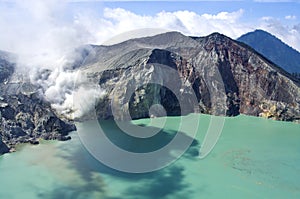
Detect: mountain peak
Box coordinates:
(207, 32, 230, 39)
(253, 29, 270, 34)
(238, 29, 300, 73)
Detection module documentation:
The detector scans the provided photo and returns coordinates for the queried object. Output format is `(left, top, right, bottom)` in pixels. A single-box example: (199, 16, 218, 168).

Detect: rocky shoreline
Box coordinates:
(0, 92, 76, 155)
(0, 52, 76, 155)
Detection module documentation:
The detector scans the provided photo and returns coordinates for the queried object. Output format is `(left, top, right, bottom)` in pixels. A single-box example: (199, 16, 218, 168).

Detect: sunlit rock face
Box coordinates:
(79, 32, 300, 122)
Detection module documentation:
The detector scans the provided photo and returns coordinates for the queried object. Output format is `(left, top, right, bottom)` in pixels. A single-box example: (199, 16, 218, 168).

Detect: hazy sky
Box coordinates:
(1, 0, 300, 56)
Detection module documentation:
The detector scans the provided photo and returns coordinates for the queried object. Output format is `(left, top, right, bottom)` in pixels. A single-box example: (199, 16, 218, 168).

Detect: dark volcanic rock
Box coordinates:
(9, 126, 27, 137)
(0, 137, 9, 155)
(79, 31, 300, 122)
(0, 52, 76, 154)
(0, 92, 77, 152)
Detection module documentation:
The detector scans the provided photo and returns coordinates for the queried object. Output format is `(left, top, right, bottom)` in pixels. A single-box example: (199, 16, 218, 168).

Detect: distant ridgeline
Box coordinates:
(238, 29, 300, 77)
(291, 72, 300, 80)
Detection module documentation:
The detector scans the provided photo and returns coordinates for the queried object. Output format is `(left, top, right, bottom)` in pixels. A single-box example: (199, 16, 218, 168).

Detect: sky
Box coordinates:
(1, 0, 300, 56)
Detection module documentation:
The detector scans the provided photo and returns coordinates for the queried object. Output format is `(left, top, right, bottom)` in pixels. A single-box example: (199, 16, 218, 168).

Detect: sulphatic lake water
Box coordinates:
(0, 114, 299, 199)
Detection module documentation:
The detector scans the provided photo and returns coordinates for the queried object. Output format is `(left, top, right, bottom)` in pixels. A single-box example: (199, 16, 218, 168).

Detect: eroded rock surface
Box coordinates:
(0, 52, 76, 154)
(79, 32, 300, 122)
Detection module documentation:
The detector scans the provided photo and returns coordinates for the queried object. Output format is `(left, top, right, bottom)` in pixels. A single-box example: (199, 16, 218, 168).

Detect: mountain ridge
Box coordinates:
(76, 31, 300, 122)
(238, 29, 300, 74)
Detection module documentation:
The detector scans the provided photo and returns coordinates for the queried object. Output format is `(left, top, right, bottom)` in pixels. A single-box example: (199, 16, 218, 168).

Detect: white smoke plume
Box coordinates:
(0, 0, 106, 119)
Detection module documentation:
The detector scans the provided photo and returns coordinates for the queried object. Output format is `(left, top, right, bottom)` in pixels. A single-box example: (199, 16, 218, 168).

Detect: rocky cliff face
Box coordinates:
(79, 32, 300, 122)
(0, 53, 76, 154)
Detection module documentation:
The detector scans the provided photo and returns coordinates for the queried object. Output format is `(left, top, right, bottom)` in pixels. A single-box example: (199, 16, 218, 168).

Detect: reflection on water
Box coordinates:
(0, 114, 300, 199)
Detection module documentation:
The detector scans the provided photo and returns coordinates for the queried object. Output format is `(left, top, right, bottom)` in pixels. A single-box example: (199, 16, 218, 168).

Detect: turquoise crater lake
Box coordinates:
(0, 114, 299, 199)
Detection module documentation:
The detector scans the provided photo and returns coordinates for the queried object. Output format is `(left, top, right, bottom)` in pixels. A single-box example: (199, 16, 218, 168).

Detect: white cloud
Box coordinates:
(2, 3, 299, 59)
(258, 17, 300, 52)
(202, 9, 244, 22)
(87, 8, 250, 43)
(0, 0, 102, 117)
(0, 0, 95, 69)
(93, 8, 300, 52)
(84, 8, 299, 52)
(261, 16, 273, 21)
(285, 15, 297, 20)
